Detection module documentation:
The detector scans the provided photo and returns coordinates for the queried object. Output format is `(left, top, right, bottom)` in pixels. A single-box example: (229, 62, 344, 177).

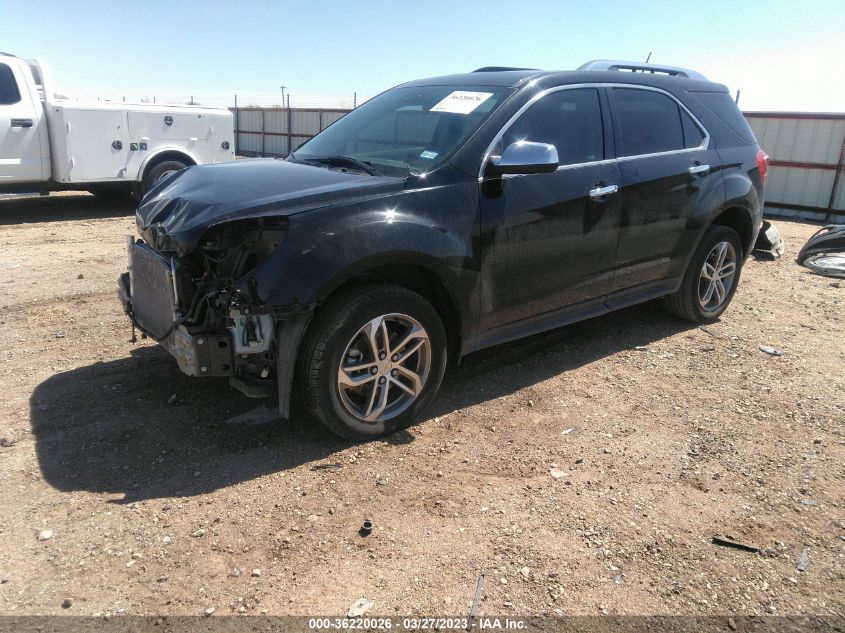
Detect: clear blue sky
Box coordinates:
(3, 0, 844, 110)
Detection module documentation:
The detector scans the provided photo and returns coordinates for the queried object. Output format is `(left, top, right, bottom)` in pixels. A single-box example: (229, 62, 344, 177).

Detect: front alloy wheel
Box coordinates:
(337, 314, 431, 422)
(298, 285, 447, 439)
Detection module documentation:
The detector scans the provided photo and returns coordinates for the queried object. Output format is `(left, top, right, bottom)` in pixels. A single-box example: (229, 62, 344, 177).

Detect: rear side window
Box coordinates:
(0, 63, 21, 105)
(503, 88, 604, 165)
(612, 88, 686, 156)
(692, 91, 756, 143)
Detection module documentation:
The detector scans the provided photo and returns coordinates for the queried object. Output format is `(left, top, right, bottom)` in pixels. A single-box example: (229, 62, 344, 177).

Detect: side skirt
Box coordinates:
(465, 278, 679, 356)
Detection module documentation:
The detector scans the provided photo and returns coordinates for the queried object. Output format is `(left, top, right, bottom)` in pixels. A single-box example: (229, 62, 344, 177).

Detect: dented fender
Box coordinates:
(237, 174, 481, 339)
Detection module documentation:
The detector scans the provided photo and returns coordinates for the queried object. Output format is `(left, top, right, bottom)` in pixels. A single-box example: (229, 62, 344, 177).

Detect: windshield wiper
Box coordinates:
(299, 155, 382, 176)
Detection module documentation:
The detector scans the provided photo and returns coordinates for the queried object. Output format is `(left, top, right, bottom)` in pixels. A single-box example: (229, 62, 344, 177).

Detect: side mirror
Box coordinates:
(487, 141, 559, 176)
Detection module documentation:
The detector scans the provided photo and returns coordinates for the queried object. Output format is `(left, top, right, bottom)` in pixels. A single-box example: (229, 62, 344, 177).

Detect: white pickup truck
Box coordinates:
(0, 53, 234, 197)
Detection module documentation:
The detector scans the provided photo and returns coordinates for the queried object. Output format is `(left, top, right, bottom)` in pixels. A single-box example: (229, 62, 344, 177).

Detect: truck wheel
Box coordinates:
(665, 225, 744, 322)
(142, 160, 189, 193)
(298, 285, 447, 440)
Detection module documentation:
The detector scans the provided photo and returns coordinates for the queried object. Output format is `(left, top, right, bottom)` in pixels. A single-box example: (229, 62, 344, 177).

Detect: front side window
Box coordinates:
(502, 88, 604, 166)
(293, 85, 513, 175)
(612, 88, 688, 156)
(0, 63, 21, 105)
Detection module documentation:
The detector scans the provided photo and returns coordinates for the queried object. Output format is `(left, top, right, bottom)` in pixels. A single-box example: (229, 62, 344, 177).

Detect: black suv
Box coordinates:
(119, 60, 768, 439)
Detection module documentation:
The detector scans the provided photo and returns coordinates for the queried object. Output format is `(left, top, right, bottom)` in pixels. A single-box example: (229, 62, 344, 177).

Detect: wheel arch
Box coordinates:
(309, 259, 464, 364)
(710, 205, 754, 257)
(137, 149, 198, 184)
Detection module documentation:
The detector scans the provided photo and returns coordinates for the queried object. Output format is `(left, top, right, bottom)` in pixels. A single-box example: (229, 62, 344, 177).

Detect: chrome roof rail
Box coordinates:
(577, 60, 708, 81)
(472, 66, 537, 73)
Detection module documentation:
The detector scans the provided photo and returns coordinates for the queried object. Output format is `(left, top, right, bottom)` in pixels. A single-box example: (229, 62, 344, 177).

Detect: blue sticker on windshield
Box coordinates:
(419, 150, 438, 160)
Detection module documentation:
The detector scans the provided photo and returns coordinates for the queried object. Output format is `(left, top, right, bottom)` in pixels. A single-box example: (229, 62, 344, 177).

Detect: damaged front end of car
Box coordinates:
(117, 158, 411, 419)
(118, 214, 305, 410)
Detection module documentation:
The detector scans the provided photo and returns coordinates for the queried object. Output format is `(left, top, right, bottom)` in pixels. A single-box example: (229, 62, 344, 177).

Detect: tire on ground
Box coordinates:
(665, 224, 744, 322)
(142, 160, 189, 194)
(297, 285, 447, 440)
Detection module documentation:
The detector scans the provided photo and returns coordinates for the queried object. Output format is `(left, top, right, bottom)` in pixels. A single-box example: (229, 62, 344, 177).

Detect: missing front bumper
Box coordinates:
(168, 326, 234, 377)
(753, 220, 785, 259)
(118, 270, 234, 377)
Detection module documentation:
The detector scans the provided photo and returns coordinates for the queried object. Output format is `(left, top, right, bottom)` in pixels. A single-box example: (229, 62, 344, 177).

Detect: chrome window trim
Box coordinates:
(477, 82, 711, 180)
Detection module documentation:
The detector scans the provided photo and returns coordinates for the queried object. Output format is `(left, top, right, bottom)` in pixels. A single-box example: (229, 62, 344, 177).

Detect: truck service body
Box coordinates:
(0, 54, 234, 195)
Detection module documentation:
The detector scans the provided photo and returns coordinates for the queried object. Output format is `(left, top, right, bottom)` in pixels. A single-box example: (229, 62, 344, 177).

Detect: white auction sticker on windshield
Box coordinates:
(430, 91, 493, 114)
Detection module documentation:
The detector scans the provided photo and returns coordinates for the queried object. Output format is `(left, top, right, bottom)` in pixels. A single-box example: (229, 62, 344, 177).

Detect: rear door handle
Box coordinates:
(589, 184, 618, 199)
(689, 164, 710, 175)
(11, 118, 33, 128)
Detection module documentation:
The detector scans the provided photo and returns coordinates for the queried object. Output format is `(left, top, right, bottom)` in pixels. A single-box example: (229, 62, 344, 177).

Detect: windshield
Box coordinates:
(292, 85, 513, 176)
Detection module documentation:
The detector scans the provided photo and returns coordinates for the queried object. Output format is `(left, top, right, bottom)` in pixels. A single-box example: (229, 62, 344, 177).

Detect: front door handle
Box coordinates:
(10, 118, 33, 128)
(689, 164, 710, 175)
(589, 184, 618, 199)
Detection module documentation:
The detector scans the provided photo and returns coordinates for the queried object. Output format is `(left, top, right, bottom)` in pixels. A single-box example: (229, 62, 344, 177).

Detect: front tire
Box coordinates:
(665, 224, 744, 322)
(298, 285, 447, 440)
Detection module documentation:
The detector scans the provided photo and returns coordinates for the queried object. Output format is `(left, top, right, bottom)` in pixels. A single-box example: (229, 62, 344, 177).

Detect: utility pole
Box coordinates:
(234, 94, 239, 155)
(286, 93, 292, 157)
(280, 85, 286, 107)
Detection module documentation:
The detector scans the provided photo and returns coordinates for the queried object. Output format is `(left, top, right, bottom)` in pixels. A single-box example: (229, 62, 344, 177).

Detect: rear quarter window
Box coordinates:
(691, 91, 757, 143)
(0, 63, 21, 105)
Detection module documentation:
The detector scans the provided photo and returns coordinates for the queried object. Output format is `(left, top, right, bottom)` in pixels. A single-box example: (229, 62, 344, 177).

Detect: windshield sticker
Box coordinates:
(430, 91, 493, 114)
(419, 150, 439, 160)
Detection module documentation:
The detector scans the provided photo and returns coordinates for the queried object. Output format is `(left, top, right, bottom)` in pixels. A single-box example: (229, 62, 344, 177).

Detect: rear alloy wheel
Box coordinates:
(299, 286, 447, 439)
(698, 241, 738, 314)
(665, 224, 744, 322)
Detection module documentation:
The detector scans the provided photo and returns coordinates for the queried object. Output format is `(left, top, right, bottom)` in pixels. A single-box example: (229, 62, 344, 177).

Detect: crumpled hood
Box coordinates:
(136, 158, 406, 254)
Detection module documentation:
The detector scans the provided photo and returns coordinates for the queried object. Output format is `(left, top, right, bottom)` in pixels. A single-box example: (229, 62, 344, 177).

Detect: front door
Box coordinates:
(478, 87, 622, 338)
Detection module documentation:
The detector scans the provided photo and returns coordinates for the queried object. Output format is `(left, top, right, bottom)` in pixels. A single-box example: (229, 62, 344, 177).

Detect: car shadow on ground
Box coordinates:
(30, 301, 697, 503)
(0, 193, 135, 225)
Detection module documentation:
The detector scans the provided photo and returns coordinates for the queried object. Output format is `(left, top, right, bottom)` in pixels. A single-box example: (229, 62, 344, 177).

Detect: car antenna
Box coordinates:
(735, 89, 741, 105)
(645, 51, 652, 63)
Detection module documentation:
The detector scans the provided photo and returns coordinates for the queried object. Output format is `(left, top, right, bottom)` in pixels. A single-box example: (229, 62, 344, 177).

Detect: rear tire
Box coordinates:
(298, 285, 447, 440)
(142, 160, 189, 194)
(665, 224, 743, 322)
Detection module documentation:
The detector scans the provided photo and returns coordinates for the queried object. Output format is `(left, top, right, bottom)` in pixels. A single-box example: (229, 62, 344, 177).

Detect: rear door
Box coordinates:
(607, 86, 719, 298)
(0, 61, 44, 183)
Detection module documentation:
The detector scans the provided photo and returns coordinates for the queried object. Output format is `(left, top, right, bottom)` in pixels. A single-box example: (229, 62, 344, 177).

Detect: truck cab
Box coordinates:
(0, 55, 49, 183)
(0, 53, 234, 195)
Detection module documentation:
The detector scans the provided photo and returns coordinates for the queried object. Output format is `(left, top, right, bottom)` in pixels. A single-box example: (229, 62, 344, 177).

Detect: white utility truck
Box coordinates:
(0, 53, 234, 197)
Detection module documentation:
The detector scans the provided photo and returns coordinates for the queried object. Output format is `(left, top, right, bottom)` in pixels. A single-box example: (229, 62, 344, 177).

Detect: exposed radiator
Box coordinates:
(129, 241, 178, 340)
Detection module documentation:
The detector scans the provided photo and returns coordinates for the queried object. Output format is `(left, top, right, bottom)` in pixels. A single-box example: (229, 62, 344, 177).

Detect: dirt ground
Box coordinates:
(0, 192, 842, 619)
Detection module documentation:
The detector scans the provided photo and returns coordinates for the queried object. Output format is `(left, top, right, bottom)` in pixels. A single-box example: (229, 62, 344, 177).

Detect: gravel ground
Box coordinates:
(0, 192, 842, 618)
